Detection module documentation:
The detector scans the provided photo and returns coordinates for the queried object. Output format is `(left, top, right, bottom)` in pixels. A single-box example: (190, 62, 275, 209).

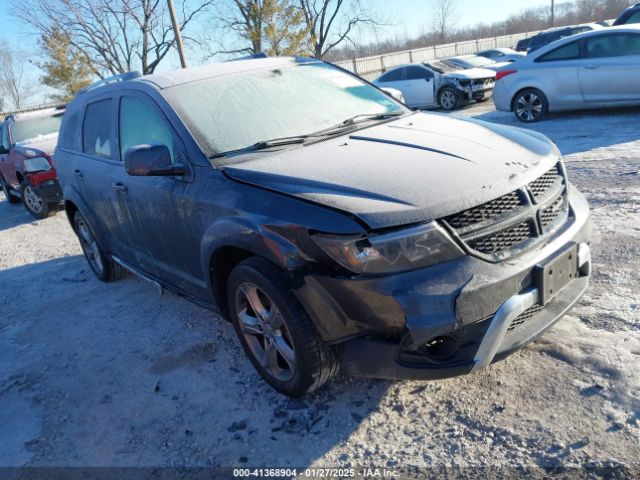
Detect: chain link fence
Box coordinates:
(332, 30, 544, 81)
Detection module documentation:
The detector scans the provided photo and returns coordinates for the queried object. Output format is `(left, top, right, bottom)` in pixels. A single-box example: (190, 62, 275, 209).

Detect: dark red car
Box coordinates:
(0, 107, 64, 219)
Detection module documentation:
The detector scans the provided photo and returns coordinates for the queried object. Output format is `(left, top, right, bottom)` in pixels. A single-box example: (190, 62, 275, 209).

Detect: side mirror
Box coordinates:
(124, 144, 185, 177)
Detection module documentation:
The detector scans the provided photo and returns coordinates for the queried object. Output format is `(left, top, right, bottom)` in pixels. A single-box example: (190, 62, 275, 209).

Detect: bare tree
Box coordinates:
(430, 0, 457, 45)
(12, 0, 215, 77)
(0, 41, 36, 110)
(299, 0, 382, 58)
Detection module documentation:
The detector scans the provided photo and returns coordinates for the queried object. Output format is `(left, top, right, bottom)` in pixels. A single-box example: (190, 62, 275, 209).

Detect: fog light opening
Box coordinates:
(422, 335, 460, 361)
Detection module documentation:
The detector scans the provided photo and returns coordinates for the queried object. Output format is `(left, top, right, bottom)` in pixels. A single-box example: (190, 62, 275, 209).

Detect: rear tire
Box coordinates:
(21, 179, 55, 219)
(74, 211, 128, 282)
(513, 88, 548, 122)
(227, 257, 338, 397)
(438, 87, 461, 111)
(1, 174, 20, 204)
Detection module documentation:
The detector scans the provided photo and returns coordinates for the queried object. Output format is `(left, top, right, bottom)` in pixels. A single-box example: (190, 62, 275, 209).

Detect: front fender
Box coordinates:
(200, 215, 313, 293)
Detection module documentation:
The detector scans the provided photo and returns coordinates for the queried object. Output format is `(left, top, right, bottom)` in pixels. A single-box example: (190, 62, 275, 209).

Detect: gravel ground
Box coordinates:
(0, 103, 638, 478)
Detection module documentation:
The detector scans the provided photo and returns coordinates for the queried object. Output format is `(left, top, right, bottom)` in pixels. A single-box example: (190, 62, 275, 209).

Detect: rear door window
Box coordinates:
(378, 69, 403, 82)
(82, 99, 113, 158)
(537, 41, 581, 61)
(625, 11, 640, 24)
(585, 34, 640, 58)
(405, 66, 433, 80)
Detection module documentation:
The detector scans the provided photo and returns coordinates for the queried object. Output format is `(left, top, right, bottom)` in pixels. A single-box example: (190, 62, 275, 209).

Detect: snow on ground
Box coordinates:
(0, 103, 638, 477)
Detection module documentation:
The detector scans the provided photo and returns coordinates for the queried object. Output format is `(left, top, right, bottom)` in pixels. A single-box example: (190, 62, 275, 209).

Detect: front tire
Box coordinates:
(74, 211, 128, 282)
(227, 257, 338, 397)
(513, 88, 548, 122)
(21, 179, 55, 219)
(438, 87, 461, 111)
(1, 174, 20, 204)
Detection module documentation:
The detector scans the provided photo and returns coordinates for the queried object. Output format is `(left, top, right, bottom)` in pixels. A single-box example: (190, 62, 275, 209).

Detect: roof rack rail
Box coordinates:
(226, 52, 268, 62)
(78, 71, 141, 95)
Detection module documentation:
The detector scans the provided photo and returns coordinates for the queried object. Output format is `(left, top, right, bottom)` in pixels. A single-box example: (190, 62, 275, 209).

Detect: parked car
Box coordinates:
(380, 87, 405, 103)
(373, 61, 495, 110)
(0, 107, 65, 219)
(493, 25, 640, 122)
(476, 47, 527, 63)
(515, 37, 533, 52)
(526, 23, 602, 53)
(56, 57, 592, 397)
(442, 54, 511, 71)
(613, 3, 640, 25)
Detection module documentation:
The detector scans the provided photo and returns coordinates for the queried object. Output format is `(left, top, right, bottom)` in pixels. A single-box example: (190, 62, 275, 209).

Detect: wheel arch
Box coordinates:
(510, 86, 548, 112)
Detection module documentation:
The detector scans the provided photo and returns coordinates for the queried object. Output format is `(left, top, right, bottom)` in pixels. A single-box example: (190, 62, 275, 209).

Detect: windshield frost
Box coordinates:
(165, 62, 403, 160)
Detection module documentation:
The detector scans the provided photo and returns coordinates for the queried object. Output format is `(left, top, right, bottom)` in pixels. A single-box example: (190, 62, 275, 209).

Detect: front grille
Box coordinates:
(442, 162, 568, 260)
(529, 165, 561, 201)
(467, 221, 535, 255)
(540, 195, 565, 229)
(445, 191, 522, 229)
(508, 304, 543, 331)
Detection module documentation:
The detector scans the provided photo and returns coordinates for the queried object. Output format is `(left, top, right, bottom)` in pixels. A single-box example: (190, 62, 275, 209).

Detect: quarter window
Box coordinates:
(586, 34, 640, 58)
(537, 41, 580, 61)
(82, 99, 113, 158)
(119, 96, 181, 164)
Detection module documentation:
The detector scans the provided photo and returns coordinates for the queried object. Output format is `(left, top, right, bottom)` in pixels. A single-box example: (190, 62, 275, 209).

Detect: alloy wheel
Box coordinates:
(23, 185, 43, 214)
(76, 217, 104, 275)
(440, 90, 456, 110)
(235, 282, 296, 382)
(515, 93, 543, 122)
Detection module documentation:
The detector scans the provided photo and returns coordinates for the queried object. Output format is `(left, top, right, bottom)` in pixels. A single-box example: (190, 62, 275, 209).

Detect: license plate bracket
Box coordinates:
(534, 243, 579, 305)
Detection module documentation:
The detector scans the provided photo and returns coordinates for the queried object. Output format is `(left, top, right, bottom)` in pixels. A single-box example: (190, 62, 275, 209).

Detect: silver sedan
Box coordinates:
(493, 25, 640, 122)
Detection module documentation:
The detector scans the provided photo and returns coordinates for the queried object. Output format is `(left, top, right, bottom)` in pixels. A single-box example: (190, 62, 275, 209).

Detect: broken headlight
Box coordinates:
(312, 222, 465, 274)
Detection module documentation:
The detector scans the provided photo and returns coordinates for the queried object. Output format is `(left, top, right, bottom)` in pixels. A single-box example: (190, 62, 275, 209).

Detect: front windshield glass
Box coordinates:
(426, 61, 457, 73)
(12, 113, 63, 144)
(447, 56, 495, 68)
(165, 62, 405, 161)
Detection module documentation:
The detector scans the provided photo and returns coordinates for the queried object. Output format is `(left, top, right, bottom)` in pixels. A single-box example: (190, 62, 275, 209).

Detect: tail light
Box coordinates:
(496, 69, 518, 81)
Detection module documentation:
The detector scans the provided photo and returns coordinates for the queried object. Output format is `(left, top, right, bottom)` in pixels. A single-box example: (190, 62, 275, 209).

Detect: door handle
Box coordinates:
(111, 182, 127, 192)
(584, 65, 600, 70)
(73, 169, 83, 177)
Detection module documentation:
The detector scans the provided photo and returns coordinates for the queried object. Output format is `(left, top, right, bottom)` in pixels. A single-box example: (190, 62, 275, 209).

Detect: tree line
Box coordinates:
(0, 0, 634, 110)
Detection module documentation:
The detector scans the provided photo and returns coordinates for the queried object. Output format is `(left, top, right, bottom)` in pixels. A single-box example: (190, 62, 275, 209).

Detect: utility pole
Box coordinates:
(551, 0, 555, 27)
(167, 0, 188, 68)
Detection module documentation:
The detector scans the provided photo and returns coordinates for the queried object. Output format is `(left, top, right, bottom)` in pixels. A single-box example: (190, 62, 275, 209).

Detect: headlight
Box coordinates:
(24, 157, 52, 173)
(312, 222, 465, 274)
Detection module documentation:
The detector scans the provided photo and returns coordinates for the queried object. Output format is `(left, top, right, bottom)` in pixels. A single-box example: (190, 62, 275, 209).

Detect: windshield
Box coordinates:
(12, 113, 63, 144)
(426, 61, 458, 73)
(165, 62, 405, 161)
(447, 56, 494, 68)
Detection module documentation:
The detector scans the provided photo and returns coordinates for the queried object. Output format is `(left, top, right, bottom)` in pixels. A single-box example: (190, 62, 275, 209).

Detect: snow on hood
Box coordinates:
(223, 112, 559, 230)
(446, 67, 496, 80)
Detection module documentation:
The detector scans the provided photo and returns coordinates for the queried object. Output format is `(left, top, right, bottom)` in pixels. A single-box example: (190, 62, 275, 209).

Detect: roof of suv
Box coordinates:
(137, 57, 317, 90)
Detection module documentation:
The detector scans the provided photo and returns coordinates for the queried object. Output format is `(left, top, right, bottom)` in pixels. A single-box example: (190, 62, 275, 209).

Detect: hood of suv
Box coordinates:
(223, 112, 559, 230)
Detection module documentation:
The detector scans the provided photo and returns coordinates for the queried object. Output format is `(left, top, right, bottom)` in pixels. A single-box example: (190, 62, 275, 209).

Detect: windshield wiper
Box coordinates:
(210, 135, 307, 159)
(341, 110, 405, 126)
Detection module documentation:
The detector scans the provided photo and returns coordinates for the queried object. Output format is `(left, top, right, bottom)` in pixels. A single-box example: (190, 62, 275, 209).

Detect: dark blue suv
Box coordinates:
(55, 58, 592, 397)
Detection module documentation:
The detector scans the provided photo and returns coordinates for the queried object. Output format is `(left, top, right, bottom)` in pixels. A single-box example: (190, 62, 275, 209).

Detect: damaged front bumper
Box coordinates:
(295, 186, 592, 380)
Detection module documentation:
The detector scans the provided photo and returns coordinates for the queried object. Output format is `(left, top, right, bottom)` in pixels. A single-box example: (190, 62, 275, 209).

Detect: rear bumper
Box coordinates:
(296, 186, 592, 380)
(492, 81, 512, 112)
(30, 178, 63, 204)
